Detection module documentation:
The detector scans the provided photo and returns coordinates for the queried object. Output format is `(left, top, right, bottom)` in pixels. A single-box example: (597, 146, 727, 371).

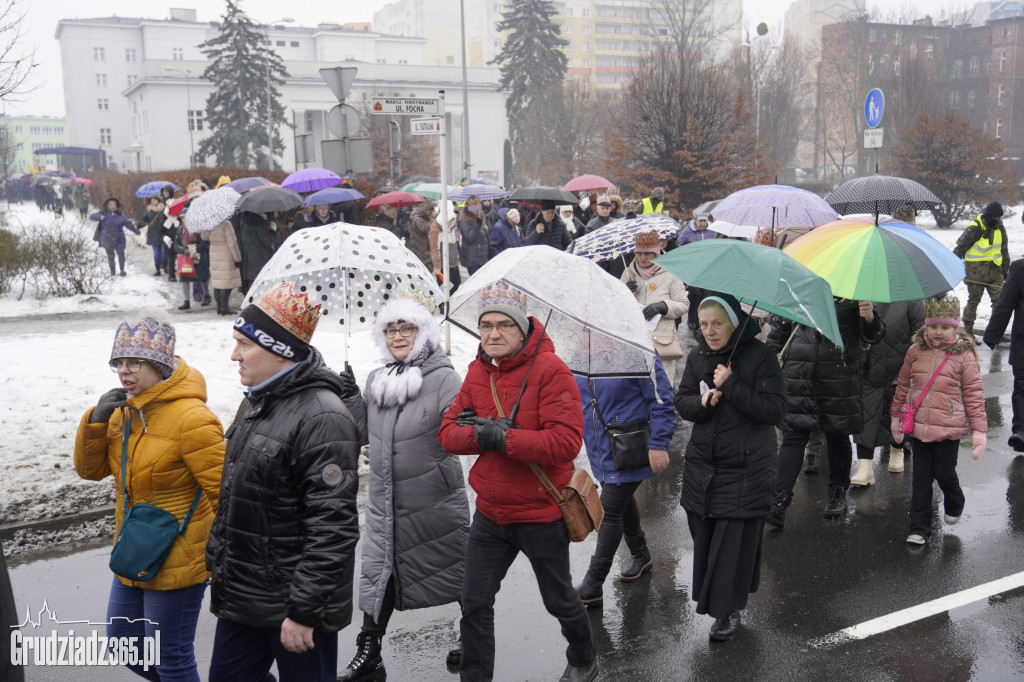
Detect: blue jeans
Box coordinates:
(106, 576, 207, 682)
(460, 511, 595, 681)
(208, 618, 338, 682)
(151, 244, 166, 270)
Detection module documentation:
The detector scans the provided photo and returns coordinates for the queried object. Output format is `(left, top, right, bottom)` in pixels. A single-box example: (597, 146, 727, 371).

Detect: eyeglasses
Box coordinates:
(109, 359, 144, 373)
(479, 322, 519, 334)
(384, 325, 418, 339)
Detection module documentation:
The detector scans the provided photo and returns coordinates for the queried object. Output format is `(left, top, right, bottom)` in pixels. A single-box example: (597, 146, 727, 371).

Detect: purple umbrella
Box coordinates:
(448, 184, 509, 201)
(713, 184, 838, 230)
(281, 168, 343, 193)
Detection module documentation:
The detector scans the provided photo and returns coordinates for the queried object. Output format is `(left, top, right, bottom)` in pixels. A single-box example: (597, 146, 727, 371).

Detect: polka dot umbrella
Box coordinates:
(245, 222, 442, 360)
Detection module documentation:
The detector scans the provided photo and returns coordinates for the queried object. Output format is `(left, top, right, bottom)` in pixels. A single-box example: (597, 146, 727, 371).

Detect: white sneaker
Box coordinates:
(944, 514, 961, 525)
(906, 533, 926, 545)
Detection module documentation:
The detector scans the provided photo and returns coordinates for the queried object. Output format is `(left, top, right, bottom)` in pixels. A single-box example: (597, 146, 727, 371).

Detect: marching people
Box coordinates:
(525, 200, 573, 250)
(574, 355, 676, 608)
(677, 213, 720, 246)
(675, 294, 786, 641)
(142, 196, 168, 276)
(557, 204, 585, 238)
(767, 299, 884, 527)
(438, 283, 598, 682)
(338, 291, 469, 681)
(90, 197, 139, 277)
(583, 195, 616, 235)
(984, 254, 1024, 451)
(300, 203, 337, 231)
(408, 199, 436, 270)
(458, 195, 491, 275)
(488, 207, 525, 256)
(622, 231, 689, 382)
(201, 218, 243, 316)
(73, 181, 89, 220)
(891, 295, 986, 545)
(74, 313, 225, 681)
(374, 202, 406, 240)
(953, 201, 1009, 342)
(851, 300, 926, 485)
(237, 211, 283, 295)
(207, 282, 362, 682)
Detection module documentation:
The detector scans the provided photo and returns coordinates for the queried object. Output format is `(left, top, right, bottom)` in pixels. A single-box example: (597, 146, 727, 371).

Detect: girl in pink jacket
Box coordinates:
(890, 295, 986, 545)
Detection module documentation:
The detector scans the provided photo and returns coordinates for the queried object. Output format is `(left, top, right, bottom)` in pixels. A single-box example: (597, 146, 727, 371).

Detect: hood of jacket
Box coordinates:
(370, 298, 450, 407)
(125, 356, 207, 412)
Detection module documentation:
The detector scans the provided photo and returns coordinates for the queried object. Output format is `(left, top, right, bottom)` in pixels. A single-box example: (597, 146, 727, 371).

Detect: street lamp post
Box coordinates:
(165, 67, 194, 166)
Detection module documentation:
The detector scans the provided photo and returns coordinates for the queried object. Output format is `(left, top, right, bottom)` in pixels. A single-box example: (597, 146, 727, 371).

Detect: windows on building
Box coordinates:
(97, 98, 109, 111)
(996, 118, 1003, 138)
(893, 56, 900, 75)
(969, 55, 979, 77)
(304, 111, 314, 134)
(582, 25, 589, 34)
(99, 128, 111, 144)
(125, 48, 136, 62)
(93, 47, 105, 61)
(998, 84, 1005, 105)
(582, 58, 590, 67)
(1001, 51, 1007, 72)
(290, 41, 299, 47)
(582, 42, 589, 51)
(276, 40, 285, 47)
(968, 90, 976, 108)
(95, 73, 107, 87)
(127, 75, 138, 87)
(564, 24, 572, 34)
(172, 47, 184, 61)
(188, 110, 204, 131)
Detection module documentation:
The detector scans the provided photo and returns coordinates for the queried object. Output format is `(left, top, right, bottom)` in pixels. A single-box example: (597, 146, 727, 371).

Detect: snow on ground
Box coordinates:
(1, 201, 1021, 528)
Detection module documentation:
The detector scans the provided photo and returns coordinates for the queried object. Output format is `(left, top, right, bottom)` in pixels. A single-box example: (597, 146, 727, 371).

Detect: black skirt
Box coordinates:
(685, 512, 764, 620)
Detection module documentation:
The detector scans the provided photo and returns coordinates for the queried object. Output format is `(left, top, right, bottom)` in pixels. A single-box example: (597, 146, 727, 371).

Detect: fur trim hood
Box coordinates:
(370, 298, 444, 408)
(912, 327, 976, 357)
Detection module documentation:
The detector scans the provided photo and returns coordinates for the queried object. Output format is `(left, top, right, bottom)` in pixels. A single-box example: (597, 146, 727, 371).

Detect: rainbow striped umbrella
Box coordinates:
(783, 216, 965, 302)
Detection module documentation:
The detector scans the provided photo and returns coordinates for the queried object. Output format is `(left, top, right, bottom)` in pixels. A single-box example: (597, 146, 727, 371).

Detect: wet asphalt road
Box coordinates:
(9, 345, 1024, 681)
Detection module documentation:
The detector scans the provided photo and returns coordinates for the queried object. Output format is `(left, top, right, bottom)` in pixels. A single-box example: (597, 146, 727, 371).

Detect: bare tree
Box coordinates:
(0, 1, 35, 105)
(516, 80, 608, 185)
(648, 0, 738, 68)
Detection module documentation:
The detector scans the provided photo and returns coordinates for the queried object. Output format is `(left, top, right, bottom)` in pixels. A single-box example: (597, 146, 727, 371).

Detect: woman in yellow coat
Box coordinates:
(74, 313, 224, 682)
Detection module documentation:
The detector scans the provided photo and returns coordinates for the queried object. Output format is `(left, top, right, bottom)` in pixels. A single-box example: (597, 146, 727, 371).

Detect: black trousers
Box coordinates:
(775, 429, 852, 492)
(362, 577, 396, 635)
(908, 438, 965, 537)
(1013, 366, 1024, 433)
(584, 480, 644, 583)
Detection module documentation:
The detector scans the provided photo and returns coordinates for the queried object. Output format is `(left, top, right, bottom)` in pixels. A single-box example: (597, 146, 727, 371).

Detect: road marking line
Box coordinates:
(809, 570, 1024, 648)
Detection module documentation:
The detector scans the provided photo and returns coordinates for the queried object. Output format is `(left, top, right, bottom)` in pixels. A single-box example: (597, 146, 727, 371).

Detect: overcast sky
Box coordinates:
(12, 0, 971, 118)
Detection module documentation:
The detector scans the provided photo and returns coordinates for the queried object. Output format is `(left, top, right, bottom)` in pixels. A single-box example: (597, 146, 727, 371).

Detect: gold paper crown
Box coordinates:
(254, 282, 323, 343)
(479, 281, 527, 313)
(111, 318, 176, 366)
(925, 295, 961, 322)
(634, 231, 660, 249)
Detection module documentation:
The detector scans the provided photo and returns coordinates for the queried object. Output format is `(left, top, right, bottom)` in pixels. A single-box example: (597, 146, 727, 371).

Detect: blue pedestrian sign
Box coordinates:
(864, 89, 884, 129)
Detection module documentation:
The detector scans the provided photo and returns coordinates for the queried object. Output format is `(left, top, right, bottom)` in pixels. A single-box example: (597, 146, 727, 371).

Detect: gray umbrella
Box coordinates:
(825, 175, 940, 222)
(237, 186, 303, 214)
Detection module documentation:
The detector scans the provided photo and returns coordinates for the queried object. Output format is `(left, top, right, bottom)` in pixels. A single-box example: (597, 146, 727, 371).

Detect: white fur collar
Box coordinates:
(370, 298, 443, 408)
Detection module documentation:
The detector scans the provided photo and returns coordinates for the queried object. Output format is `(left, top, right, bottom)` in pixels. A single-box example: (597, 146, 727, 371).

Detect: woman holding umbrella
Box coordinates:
(338, 291, 469, 681)
(675, 294, 786, 641)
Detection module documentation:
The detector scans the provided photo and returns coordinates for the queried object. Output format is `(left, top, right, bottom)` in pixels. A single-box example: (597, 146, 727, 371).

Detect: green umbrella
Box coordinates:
(656, 239, 844, 350)
(400, 182, 420, 192)
(413, 182, 459, 199)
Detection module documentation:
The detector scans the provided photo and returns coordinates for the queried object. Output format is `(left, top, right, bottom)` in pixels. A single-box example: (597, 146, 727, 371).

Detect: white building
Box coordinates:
(55, 9, 508, 181)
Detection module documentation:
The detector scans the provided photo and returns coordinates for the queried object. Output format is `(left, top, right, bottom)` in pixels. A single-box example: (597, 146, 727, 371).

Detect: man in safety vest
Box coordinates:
(954, 200, 1010, 339)
(641, 187, 665, 215)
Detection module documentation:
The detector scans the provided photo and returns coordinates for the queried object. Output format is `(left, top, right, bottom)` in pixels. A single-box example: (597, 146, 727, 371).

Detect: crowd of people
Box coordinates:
(49, 174, 1013, 681)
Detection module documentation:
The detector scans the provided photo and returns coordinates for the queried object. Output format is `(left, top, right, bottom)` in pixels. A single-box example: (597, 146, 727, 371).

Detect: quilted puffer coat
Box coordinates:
(74, 357, 225, 591)
(439, 318, 584, 525)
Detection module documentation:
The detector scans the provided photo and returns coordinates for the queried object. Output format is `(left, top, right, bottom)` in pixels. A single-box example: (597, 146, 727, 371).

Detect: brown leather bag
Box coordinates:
(490, 375, 604, 541)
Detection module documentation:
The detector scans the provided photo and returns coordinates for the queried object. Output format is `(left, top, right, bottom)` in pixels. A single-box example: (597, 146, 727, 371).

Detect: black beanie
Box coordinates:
(983, 201, 1004, 219)
(234, 304, 311, 361)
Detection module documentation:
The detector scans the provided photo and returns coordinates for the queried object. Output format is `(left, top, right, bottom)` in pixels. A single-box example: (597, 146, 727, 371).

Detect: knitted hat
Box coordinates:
(235, 282, 322, 360)
(111, 315, 176, 374)
(505, 208, 520, 224)
(634, 231, 661, 253)
(216, 175, 231, 188)
(596, 195, 612, 206)
(983, 201, 1004, 219)
(479, 281, 529, 335)
(651, 187, 665, 201)
(925, 295, 961, 328)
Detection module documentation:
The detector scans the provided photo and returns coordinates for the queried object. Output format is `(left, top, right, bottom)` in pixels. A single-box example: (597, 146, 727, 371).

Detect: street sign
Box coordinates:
(371, 97, 440, 115)
(322, 138, 373, 175)
(320, 67, 358, 102)
(864, 127, 884, 149)
(327, 104, 362, 138)
(410, 117, 443, 135)
(864, 88, 884, 129)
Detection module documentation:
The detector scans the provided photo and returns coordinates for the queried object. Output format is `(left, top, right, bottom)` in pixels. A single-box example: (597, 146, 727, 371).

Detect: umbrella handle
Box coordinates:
(508, 308, 553, 424)
(725, 301, 758, 367)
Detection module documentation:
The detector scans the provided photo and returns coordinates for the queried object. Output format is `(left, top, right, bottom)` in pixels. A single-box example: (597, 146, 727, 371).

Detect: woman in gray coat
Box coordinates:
(339, 291, 470, 682)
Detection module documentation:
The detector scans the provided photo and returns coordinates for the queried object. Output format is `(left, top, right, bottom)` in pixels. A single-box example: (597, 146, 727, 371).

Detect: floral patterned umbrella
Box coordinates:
(446, 246, 656, 378)
(569, 215, 681, 262)
(185, 187, 240, 234)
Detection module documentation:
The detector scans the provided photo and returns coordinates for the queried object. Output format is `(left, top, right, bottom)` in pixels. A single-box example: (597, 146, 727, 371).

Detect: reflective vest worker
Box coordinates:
(953, 200, 1010, 336)
(641, 187, 665, 215)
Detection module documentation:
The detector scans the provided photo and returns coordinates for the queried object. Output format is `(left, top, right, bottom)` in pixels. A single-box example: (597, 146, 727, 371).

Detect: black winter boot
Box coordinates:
(445, 638, 462, 673)
(619, 532, 653, 583)
(574, 575, 604, 608)
(201, 294, 212, 307)
(766, 490, 792, 530)
(337, 631, 385, 681)
(177, 300, 190, 311)
(823, 485, 848, 519)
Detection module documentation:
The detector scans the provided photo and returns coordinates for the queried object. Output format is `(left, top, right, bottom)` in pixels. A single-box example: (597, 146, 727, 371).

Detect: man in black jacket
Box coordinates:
(984, 257, 1024, 451)
(207, 282, 363, 682)
(525, 200, 573, 250)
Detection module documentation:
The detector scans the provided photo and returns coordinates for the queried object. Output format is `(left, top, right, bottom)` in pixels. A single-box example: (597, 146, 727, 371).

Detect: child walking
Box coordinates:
(890, 295, 986, 545)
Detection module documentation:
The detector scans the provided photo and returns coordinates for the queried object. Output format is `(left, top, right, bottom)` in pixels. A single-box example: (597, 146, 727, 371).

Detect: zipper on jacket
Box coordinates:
(590, 396, 606, 484)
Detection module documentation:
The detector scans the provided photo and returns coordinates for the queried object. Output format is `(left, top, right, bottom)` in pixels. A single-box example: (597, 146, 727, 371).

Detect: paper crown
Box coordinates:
(111, 318, 176, 367)
(253, 282, 323, 343)
(925, 295, 961, 324)
(403, 287, 438, 315)
(634, 231, 661, 250)
(479, 281, 527, 313)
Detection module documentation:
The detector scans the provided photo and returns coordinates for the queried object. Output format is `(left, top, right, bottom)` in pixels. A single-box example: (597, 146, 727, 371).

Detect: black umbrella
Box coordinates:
(508, 186, 580, 205)
(236, 186, 303, 213)
(225, 176, 272, 193)
(825, 175, 940, 222)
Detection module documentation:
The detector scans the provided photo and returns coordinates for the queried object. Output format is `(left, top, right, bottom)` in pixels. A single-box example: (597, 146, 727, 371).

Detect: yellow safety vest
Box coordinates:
(964, 217, 1003, 266)
(641, 197, 663, 215)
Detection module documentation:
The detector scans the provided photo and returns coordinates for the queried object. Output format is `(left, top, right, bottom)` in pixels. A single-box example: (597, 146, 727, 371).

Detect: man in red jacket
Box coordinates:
(438, 282, 597, 682)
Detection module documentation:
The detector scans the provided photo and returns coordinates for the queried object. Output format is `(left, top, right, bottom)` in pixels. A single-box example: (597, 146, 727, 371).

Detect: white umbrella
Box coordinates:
(246, 222, 442, 360)
(446, 246, 655, 378)
(185, 186, 241, 234)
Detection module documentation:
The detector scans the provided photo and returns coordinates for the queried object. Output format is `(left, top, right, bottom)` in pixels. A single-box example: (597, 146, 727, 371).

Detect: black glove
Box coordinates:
(455, 408, 477, 427)
(473, 417, 510, 453)
(234, 261, 242, 269)
(338, 363, 360, 399)
(643, 301, 668, 320)
(625, 280, 639, 293)
(90, 388, 127, 424)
